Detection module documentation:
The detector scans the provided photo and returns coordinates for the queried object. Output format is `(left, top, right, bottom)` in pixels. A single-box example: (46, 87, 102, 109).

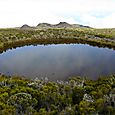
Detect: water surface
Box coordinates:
(0, 44, 115, 80)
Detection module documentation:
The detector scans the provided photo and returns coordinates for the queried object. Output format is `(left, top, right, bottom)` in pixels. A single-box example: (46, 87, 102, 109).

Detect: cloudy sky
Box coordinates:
(0, 0, 115, 28)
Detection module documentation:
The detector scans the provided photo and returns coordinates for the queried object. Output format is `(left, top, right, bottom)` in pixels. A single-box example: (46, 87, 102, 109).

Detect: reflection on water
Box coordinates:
(0, 44, 115, 80)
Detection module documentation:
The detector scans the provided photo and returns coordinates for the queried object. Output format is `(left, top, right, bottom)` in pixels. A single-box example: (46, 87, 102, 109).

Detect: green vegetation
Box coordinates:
(0, 28, 115, 53)
(0, 74, 115, 115)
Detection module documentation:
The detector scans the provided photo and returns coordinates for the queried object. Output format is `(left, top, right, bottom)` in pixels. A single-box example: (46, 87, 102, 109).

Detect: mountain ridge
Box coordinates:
(21, 22, 91, 30)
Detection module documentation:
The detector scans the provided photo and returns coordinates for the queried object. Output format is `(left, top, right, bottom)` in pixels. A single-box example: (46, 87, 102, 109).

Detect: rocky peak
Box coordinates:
(54, 22, 71, 28)
(37, 23, 52, 28)
(20, 24, 34, 30)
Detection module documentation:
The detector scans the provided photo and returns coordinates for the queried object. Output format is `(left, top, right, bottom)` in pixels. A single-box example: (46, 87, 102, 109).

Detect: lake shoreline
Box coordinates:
(0, 36, 115, 54)
(0, 28, 115, 80)
(0, 28, 115, 53)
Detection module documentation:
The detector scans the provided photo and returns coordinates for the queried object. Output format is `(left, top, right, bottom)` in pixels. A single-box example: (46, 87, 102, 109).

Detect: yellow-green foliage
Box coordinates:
(0, 74, 115, 114)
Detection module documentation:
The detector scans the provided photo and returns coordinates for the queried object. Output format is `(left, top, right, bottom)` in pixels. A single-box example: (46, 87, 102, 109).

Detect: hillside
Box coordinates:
(20, 24, 34, 30)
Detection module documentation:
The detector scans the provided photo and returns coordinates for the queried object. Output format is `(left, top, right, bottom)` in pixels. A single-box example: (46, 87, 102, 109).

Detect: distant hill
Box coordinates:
(20, 24, 35, 30)
(53, 22, 91, 28)
(37, 23, 52, 28)
(36, 22, 91, 29)
(53, 22, 72, 28)
(20, 22, 91, 30)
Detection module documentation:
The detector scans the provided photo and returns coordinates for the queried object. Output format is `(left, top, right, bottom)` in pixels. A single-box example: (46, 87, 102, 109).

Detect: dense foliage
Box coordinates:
(0, 74, 115, 115)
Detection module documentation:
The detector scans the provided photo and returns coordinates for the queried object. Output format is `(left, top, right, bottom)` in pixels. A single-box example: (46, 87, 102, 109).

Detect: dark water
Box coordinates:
(0, 44, 115, 80)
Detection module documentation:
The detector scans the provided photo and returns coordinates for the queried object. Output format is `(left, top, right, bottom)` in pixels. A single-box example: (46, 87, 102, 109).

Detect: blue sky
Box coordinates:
(0, 0, 115, 28)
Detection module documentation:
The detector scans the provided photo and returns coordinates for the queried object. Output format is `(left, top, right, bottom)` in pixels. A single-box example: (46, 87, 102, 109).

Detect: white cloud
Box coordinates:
(79, 13, 115, 28)
(0, 0, 115, 28)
